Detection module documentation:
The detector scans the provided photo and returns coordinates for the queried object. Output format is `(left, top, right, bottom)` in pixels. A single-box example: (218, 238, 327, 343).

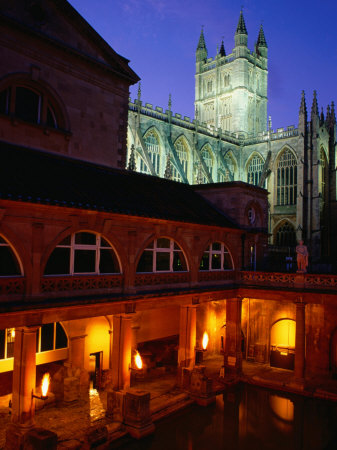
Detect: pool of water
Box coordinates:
(115, 383, 337, 450)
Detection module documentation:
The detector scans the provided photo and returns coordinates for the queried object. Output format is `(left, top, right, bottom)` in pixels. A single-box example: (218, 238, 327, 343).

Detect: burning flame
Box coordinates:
(11, 329, 15, 339)
(202, 332, 209, 350)
(134, 351, 143, 370)
(41, 373, 50, 397)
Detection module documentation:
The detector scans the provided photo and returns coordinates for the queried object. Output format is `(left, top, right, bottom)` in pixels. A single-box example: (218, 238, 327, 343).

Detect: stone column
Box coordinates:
(11, 326, 38, 428)
(69, 334, 86, 370)
(112, 314, 132, 390)
(178, 305, 197, 369)
(295, 302, 306, 379)
(224, 297, 243, 375)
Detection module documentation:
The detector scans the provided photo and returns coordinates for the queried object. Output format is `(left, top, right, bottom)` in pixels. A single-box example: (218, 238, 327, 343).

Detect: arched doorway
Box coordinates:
(270, 319, 295, 370)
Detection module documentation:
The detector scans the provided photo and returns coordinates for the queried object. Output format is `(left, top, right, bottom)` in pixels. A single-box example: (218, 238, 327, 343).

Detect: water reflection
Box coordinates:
(116, 384, 337, 450)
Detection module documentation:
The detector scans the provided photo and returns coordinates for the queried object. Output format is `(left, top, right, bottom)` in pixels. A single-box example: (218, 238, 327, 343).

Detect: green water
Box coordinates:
(115, 384, 337, 450)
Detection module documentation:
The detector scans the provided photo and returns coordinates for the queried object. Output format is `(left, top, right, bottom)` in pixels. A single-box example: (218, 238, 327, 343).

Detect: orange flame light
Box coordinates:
(202, 332, 209, 350)
(41, 373, 50, 398)
(134, 351, 143, 370)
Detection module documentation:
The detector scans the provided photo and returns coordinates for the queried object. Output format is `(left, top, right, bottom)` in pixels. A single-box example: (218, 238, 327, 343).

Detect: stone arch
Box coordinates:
(0, 230, 25, 277)
(270, 318, 296, 370)
(0, 72, 70, 131)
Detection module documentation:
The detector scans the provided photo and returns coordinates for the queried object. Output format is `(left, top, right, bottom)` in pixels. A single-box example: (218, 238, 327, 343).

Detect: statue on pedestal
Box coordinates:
(296, 240, 309, 273)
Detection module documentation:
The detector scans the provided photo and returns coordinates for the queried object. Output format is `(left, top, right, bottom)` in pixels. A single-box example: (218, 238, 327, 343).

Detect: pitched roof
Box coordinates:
(0, 142, 237, 229)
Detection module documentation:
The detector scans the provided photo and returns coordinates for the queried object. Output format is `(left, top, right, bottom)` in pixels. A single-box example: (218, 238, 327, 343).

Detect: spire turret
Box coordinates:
(311, 90, 319, 118)
(256, 24, 268, 58)
(219, 40, 226, 57)
(299, 90, 307, 116)
(234, 10, 248, 49)
(330, 101, 336, 126)
(320, 107, 325, 126)
(196, 27, 207, 62)
(127, 144, 136, 171)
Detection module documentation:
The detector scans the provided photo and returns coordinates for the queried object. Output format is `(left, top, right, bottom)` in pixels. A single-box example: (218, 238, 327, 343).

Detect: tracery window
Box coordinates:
(0, 236, 22, 276)
(219, 152, 236, 182)
(44, 232, 120, 275)
(137, 238, 187, 273)
(274, 222, 296, 247)
(200, 146, 213, 183)
(172, 138, 189, 182)
(276, 149, 297, 205)
(144, 130, 161, 175)
(0, 323, 68, 360)
(199, 242, 233, 271)
(0, 84, 61, 129)
(320, 149, 328, 205)
(247, 154, 264, 186)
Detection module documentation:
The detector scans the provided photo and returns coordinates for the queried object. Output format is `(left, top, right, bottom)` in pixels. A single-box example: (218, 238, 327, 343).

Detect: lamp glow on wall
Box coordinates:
(32, 373, 50, 400)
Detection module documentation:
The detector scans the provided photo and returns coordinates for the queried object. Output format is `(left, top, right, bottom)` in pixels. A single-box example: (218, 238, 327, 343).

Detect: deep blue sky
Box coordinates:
(69, 0, 336, 129)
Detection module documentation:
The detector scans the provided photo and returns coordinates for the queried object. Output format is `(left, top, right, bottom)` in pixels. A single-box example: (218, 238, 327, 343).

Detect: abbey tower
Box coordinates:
(195, 11, 268, 135)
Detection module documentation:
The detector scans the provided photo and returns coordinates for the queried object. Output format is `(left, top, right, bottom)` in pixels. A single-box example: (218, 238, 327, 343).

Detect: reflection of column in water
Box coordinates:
(222, 387, 241, 447)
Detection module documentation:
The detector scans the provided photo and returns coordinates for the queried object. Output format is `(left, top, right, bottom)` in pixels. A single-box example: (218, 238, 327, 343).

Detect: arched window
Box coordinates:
(144, 130, 161, 175)
(200, 146, 213, 183)
(0, 236, 22, 276)
(44, 232, 120, 275)
(320, 148, 328, 205)
(219, 152, 236, 182)
(247, 154, 264, 186)
(0, 322, 67, 360)
(0, 84, 63, 129)
(274, 222, 296, 247)
(200, 242, 233, 271)
(137, 238, 187, 273)
(173, 138, 189, 182)
(276, 149, 297, 205)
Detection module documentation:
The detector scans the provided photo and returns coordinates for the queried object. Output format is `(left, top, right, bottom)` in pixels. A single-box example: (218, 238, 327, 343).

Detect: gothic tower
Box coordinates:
(194, 11, 268, 136)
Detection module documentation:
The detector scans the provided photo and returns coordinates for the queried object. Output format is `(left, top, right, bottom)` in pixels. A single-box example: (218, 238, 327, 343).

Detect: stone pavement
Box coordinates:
(1, 359, 337, 448)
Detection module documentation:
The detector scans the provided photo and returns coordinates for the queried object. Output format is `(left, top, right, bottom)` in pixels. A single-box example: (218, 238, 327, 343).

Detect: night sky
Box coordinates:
(69, 0, 336, 130)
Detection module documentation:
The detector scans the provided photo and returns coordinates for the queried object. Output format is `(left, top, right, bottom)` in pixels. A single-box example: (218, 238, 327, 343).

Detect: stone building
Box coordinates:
(127, 11, 337, 267)
(1, 1, 337, 447)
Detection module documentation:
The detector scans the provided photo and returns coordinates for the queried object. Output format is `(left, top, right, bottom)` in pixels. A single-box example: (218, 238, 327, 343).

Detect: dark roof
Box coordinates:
(0, 142, 237, 229)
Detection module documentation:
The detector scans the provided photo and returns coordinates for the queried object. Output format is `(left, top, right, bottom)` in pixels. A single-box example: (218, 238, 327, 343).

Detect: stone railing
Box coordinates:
(134, 272, 189, 287)
(198, 270, 235, 282)
(0, 276, 25, 295)
(41, 274, 123, 293)
(239, 271, 337, 290)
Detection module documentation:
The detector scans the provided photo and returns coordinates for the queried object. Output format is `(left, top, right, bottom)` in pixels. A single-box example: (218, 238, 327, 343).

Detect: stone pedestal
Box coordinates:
(124, 389, 155, 439)
(5, 425, 57, 450)
(182, 366, 215, 406)
(106, 389, 125, 421)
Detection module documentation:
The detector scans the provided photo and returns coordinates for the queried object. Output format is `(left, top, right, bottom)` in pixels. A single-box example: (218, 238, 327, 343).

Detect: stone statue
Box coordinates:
(296, 240, 309, 273)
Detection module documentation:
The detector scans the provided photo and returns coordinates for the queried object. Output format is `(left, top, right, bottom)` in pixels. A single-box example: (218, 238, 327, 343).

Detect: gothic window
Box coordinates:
(199, 242, 233, 271)
(0, 236, 22, 276)
(0, 323, 68, 360)
(219, 152, 236, 181)
(276, 149, 297, 205)
(274, 221, 296, 247)
(0, 84, 63, 129)
(223, 74, 230, 87)
(139, 156, 148, 174)
(200, 146, 213, 182)
(320, 148, 328, 205)
(207, 81, 213, 93)
(44, 232, 120, 275)
(172, 138, 189, 182)
(144, 130, 161, 175)
(137, 238, 187, 273)
(247, 154, 264, 186)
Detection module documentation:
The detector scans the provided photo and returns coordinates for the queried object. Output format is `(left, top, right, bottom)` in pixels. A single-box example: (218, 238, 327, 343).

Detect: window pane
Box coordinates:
(41, 324, 54, 352)
(0, 88, 10, 115)
(0, 246, 21, 276)
(0, 330, 4, 359)
(44, 248, 70, 275)
(156, 252, 170, 271)
(58, 236, 71, 246)
(99, 249, 119, 273)
(75, 232, 96, 245)
(100, 237, 110, 248)
(46, 105, 57, 128)
(15, 87, 39, 123)
(200, 253, 209, 271)
(146, 241, 154, 249)
(6, 329, 15, 358)
(74, 249, 96, 273)
(55, 323, 68, 349)
(157, 238, 170, 249)
(212, 242, 221, 251)
(223, 253, 233, 270)
(211, 253, 221, 270)
(137, 250, 153, 273)
(173, 251, 187, 272)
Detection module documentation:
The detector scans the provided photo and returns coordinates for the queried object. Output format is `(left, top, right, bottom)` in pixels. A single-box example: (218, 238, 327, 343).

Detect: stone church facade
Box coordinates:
(127, 11, 337, 267)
